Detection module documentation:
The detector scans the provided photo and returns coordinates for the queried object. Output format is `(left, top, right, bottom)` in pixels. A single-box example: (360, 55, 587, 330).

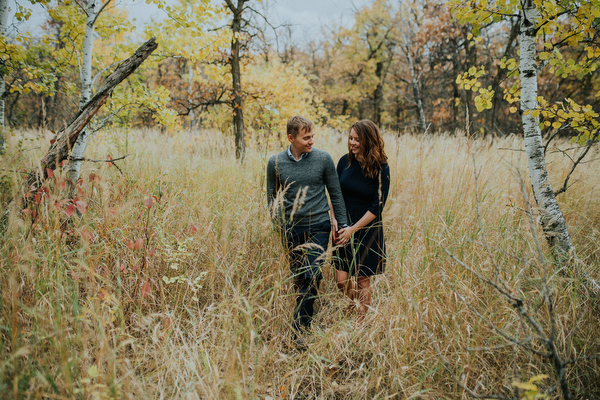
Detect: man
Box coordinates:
(266, 115, 348, 346)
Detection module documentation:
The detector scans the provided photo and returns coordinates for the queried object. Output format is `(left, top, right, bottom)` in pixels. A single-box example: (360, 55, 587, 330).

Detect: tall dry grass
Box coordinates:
(1, 128, 599, 399)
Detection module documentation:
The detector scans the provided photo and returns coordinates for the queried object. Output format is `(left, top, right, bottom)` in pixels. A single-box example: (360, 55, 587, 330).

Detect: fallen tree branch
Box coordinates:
(68, 154, 128, 163)
(24, 37, 158, 193)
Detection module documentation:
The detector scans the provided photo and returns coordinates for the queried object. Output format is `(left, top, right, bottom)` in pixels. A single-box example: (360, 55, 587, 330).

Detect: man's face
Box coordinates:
(288, 128, 314, 155)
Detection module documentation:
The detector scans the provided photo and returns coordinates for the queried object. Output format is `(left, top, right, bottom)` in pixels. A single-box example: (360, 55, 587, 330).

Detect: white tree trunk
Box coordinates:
(520, 1, 573, 259)
(399, 14, 427, 134)
(69, 0, 97, 184)
(0, 0, 9, 151)
(407, 50, 427, 133)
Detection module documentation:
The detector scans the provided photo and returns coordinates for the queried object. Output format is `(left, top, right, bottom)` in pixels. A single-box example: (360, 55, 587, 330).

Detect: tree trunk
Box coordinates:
(187, 62, 196, 130)
(373, 61, 385, 126)
(489, 19, 519, 135)
(0, 0, 8, 152)
(25, 37, 158, 193)
(407, 50, 427, 133)
(68, 0, 97, 186)
(520, 2, 574, 261)
(227, 0, 246, 161)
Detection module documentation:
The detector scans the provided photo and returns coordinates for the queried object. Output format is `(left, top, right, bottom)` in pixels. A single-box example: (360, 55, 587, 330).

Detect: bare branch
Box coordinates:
(91, 0, 113, 26)
(72, 0, 88, 16)
(554, 140, 596, 196)
(68, 154, 128, 163)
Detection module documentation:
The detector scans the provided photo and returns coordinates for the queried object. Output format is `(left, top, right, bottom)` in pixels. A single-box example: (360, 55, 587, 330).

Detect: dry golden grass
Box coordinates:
(1, 128, 599, 399)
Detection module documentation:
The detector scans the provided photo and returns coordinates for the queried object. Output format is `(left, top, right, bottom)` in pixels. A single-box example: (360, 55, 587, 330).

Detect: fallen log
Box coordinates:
(25, 37, 158, 192)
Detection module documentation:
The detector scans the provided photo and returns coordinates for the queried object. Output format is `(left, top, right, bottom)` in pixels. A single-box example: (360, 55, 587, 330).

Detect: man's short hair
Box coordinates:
(287, 116, 314, 138)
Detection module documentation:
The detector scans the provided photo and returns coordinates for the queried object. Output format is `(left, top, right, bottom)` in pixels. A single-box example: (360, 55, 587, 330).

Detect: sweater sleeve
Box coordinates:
(367, 163, 390, 216)
(336, 155, 344, 178)
(324, 154, 348, 225)
(266, 156, 277, 208)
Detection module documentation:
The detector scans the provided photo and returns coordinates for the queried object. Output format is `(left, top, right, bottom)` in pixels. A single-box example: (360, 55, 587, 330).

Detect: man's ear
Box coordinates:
(287, 134, 294, 143)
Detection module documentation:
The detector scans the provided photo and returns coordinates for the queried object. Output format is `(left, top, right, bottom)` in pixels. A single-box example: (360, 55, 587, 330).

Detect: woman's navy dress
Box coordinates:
(334, 154, 390, 277)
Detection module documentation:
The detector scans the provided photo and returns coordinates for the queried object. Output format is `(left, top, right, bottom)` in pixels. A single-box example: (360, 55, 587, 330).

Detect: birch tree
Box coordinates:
(450, 0, 600, 268)
(396, 5, 427, 133)
(67, 0, 111, 187)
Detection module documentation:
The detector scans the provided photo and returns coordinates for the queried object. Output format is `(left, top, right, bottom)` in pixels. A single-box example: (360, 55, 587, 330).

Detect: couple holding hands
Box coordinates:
(266, 115, 390, 343)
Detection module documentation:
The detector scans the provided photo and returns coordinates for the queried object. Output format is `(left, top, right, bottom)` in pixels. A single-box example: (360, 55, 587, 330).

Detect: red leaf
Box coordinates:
(162, 317, 173, 330)
(77, 186, 85, 198)
(46, 168, 53, 180)
(65, 204, 75, 217)
(49, 138, 56, 145)
(149, 247, 155, 257)
(126, 240, 135, 250)
(107, 154, 113, 167)
(190, 224, 198, 233)
(135, 238, 144, 250)
(109, 207, 116, 215)
(144, 197, 153, 209)
(75, 200, 87, 215)
(120, 263, 125, 271)
(34, 193, 42, 204)
(141, 281, 151, 297)
(89, 173, 97, 182)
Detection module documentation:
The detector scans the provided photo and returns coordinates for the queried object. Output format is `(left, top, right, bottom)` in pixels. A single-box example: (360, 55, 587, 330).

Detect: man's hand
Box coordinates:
(332, 218, 339, 242)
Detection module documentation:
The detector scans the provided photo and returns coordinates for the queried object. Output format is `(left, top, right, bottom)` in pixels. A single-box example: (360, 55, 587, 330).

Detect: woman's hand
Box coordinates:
(335, 225, 354, 245)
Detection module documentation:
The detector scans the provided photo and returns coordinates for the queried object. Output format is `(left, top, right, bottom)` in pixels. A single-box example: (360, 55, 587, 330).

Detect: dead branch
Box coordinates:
(24, 37, 158, 194)
(554, 139, 596, 196)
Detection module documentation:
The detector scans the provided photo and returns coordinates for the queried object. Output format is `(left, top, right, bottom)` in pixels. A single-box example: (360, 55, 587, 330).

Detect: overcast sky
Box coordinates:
(8, 0, 373, 43)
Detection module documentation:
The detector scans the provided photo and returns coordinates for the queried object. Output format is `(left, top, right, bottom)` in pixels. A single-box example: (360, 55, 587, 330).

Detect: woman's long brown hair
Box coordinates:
(348, 119, 388, 179)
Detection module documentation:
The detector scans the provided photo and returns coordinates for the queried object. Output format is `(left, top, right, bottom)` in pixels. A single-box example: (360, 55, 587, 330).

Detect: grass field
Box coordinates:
(1, 128, 599, 399)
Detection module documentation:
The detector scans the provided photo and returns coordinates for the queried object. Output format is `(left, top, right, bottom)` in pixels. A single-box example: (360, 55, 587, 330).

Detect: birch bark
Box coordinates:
(408, 51, 427, 133)
(399, 22, 427, 133)
(519, 1, 573, 259)
(68, 0, 98, 185)
(0, 0, 8, 152)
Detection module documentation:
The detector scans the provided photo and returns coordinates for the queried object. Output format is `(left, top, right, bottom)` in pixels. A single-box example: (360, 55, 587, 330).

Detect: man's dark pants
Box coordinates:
(285, 220, 331, 334)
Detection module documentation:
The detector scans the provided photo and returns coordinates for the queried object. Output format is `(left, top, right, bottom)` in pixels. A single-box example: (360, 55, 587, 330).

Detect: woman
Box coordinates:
(333, 119, 390, 322)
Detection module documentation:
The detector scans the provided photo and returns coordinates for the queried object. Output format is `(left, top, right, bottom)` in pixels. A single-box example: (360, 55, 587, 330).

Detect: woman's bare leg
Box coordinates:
(356, 276, 371, 322)
(336, 270, 357, 300)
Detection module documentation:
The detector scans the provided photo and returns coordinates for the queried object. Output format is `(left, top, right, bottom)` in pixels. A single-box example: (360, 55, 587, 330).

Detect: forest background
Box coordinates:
(1, 0, 600, 399)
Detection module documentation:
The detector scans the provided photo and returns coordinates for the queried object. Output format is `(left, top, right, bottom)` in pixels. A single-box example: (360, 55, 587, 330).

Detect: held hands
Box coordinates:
(331, 216, 354, 245)
(335, 225, 354, 245)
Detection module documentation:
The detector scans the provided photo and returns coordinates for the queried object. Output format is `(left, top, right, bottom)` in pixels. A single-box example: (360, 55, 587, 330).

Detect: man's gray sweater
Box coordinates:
(267, 148, 348, 228)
